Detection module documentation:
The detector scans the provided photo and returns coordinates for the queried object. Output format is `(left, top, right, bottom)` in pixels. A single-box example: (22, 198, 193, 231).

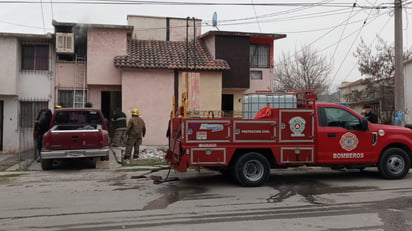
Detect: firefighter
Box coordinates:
(124, 108, 146, 162)
(110, 108, 127, 147)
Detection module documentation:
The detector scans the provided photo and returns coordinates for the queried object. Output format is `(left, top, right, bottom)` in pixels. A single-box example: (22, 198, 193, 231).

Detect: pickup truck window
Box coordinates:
(318, 107, 362, 131)
(55, 110, 102, 125)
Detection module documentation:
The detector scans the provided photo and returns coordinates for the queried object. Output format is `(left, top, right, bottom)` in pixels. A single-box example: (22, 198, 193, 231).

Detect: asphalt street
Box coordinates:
(1, 153, 412, 231)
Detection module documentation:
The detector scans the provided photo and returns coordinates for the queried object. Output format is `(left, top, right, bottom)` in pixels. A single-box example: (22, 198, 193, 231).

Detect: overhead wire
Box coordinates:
(329, 1, 357, 65)
(250, 0, 262, 32)
(40, 0, 46, 33)
(0, 0, 396, 8)
(329, 0, 379, 85)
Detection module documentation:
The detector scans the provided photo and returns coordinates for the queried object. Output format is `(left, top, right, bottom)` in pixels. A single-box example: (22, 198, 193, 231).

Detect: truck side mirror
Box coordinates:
(360, 118, 369, 131)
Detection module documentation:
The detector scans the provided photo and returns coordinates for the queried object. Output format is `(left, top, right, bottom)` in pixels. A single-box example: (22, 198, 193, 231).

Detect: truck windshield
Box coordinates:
(55, 110, 102, 125)
(319, 107, 362, 131)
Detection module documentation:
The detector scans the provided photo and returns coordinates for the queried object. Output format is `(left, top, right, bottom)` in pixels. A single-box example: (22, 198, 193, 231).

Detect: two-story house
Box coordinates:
(51, 15, 286, 146)
(0, 33, 54, 154)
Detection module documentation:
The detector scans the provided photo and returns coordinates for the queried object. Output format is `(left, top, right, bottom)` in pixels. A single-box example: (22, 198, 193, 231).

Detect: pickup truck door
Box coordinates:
(316, 106, 376, 164)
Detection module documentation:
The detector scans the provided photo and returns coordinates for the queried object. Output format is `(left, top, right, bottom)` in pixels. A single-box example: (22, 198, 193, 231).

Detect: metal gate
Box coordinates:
(18, 100, 48, 170)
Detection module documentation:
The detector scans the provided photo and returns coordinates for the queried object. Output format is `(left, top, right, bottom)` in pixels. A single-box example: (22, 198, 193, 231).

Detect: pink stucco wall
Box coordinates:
(122, 70, 174, 145)
(87, 28, 128, 85)
(55, 62, 86, 88)
(246, 68, 273, 94)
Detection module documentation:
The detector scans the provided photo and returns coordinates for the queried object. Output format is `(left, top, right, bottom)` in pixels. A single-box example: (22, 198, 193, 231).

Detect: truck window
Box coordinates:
(318, 107, 362, 131)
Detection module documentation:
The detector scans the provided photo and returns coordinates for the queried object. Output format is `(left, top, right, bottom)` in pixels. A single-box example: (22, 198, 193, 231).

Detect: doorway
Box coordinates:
(101, 91, 121, 124)
(222, 94, 234, 117)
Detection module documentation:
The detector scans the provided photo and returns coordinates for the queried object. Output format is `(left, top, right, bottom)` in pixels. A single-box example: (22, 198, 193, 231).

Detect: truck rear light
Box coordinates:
(43, 132, 51, 150)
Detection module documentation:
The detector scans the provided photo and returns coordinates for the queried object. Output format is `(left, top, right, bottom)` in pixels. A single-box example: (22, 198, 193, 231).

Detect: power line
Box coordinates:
(329, 1, 358, 67)
(0, 0, 397, 8)
(329, 2, 377, 85)
(40, 0, 46, 33)
(250, 0, 262, 32)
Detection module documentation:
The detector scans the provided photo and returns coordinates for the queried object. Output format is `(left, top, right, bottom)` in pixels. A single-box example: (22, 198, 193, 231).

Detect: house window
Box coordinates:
(250, 44, 269, 68)
(58, 90, 87, 108)
(20, 101, 49, 128)
(250, 70, 263, 80)
(21, 45, 49, 71)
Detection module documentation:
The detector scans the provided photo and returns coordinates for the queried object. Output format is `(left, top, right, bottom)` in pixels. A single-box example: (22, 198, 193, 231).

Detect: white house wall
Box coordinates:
(18, 72, 52, 100)
(0, 96, 19, 153)
(404, 60, 412, 122)
(0, 37, 18, 95)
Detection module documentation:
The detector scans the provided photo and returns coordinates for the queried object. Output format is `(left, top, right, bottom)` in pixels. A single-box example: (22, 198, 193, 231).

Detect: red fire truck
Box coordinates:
(166, 91, 412, 186)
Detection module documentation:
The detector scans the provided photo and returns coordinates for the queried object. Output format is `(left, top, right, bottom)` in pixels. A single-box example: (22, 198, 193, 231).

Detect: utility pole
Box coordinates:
(394, 0, 404, 123)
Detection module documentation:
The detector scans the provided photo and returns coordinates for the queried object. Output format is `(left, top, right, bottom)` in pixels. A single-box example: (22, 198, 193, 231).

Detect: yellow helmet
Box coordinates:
(131, 108, 140, 116)
(55, 105, 62, 109)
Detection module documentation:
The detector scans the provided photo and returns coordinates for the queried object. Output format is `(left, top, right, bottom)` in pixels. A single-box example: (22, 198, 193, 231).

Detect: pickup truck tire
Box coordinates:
(232, 152, 270, 187)
(41, 159, 53, 170)
(378, 148, 410, 179)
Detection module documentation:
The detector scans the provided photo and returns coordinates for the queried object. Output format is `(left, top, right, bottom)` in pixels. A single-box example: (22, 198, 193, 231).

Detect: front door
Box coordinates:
(316, 106, 375, 164)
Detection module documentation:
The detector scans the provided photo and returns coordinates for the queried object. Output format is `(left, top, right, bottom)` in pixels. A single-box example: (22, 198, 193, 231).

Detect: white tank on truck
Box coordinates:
(242, 94, 297, 119)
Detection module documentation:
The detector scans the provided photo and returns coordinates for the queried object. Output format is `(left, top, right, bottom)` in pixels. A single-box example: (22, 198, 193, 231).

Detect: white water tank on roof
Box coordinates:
(242, 94, 297, 119)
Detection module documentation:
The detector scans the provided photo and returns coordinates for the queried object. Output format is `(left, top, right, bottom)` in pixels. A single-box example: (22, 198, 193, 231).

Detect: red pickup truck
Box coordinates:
(166, 92, 412, 186)
(40, 108, 110, 170)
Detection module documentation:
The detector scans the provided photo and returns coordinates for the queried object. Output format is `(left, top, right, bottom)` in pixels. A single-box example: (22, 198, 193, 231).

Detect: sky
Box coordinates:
(0, 0, 411, 92)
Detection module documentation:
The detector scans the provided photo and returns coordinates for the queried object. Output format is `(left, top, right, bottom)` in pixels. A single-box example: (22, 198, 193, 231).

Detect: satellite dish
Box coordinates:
(212, 12, 217, 27)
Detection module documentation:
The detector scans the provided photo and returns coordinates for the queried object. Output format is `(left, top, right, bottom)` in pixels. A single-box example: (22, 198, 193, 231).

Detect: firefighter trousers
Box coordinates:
(125, 135, 142, 159)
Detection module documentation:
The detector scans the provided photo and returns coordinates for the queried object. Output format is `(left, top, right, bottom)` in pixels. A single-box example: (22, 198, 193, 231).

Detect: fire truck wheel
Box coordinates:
(41, 159, 53, 170)
(378, 148, 410, 179)
(232, 152, 270, 187)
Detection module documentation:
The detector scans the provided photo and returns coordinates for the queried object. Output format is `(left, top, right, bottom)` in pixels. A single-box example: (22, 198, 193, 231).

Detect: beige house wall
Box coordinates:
(121, 70, 174, 145)
(199, 72, 222, 112)
(127, 15, 201, 41)
(87, 28, 128, 86)
(169, 18, 202, 41)
(128, 16, 166, 40)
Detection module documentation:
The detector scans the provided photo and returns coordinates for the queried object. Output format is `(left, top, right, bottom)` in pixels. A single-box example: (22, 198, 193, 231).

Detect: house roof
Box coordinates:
(338, 79, 366, 89)
(200, 30, 287, 40)
(52, 20, 133, 32)
(0, 32, 53, 39)
(114, 40, 230, 71)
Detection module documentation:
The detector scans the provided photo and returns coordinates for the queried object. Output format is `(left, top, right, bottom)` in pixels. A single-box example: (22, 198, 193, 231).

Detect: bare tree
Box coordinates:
(273, 45, 331, 94)
(345, 36, 412, 124)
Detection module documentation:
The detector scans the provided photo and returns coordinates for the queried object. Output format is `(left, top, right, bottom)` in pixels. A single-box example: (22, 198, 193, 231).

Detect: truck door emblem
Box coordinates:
(339, 132, 359, 151)
(289, 116, 306, 137)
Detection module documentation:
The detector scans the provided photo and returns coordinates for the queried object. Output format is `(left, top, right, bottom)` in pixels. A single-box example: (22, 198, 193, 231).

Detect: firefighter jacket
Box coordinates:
(126, 116, 146, 138)
(111, 111, 127, 130)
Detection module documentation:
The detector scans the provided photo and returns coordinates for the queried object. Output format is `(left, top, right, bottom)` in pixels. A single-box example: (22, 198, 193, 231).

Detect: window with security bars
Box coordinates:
(250, 44, 269, 68)
(20, 101, 49, 128)
(58, 90, 87, 108)
(21, 45, 49, 71)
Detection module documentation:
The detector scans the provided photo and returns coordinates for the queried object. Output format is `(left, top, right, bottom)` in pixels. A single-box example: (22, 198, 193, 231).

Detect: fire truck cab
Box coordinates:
(166, 91, 412, 187)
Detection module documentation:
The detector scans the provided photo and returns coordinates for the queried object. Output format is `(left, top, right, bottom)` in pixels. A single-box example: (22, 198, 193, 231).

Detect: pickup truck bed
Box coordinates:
(40, 108, 110, 170)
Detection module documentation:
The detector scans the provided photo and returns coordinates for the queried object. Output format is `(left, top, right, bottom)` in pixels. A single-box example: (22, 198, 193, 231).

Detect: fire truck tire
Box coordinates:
(378, 148, 410, 179)
(232, 152, 270, 187)
(41, 159, 53, 170)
